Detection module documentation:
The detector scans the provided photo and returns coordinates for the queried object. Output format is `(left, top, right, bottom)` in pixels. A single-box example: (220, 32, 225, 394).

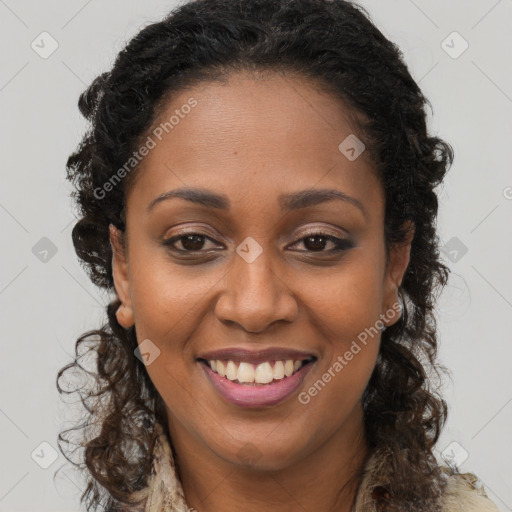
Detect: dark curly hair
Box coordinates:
(56, 0, 456, 510)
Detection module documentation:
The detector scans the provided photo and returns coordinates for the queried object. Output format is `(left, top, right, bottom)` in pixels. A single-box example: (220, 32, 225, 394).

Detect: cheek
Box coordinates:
(296, 259, 384, 422)
(299, 252, 385, 340)
(295, 255, 383, 408)
(128, 248, 216, 341)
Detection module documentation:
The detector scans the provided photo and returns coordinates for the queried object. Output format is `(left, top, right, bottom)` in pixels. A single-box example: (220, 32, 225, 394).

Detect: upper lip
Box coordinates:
(197, 347, 317, 365)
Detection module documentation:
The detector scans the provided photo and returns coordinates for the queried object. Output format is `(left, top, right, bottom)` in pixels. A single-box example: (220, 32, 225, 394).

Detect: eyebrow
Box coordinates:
(146, 186, 367, 218)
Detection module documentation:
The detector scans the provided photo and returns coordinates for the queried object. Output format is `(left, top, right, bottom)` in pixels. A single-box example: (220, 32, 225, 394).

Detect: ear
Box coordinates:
(109, 224, 134, 328)
(382, 221, 415, 328)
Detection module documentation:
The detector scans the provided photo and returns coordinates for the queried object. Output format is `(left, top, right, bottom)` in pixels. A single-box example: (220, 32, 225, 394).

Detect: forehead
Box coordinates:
(126, 71, 383, 220)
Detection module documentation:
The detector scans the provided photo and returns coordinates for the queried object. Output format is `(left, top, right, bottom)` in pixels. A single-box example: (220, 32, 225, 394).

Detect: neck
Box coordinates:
(166, 403, 369, 512)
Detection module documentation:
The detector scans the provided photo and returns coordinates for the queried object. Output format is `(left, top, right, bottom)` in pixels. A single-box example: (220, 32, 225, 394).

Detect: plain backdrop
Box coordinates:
(0, 0, 511, 510)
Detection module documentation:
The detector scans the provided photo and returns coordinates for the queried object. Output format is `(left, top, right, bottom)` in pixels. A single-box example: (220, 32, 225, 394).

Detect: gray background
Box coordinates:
(0, 0, 511, 510)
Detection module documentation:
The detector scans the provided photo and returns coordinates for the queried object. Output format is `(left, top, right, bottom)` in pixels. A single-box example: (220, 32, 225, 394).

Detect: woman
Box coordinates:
(57, 0, 500, 510)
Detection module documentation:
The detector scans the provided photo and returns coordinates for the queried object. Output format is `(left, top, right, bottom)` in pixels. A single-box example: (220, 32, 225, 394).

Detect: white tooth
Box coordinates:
(209, 360, 217, 372)
(284, 360, 294, 377)
(216, 360, 226, 378)
(255, 362, 274, 384)
(225, 361, 238, 381)
(273, 361, 285, 380)
(237, 362, 255, 383)
(293, 360, 302, 372)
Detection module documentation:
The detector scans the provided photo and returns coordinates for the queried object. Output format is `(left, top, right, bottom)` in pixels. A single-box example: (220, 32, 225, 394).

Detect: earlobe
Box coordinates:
(116, 303, 134, 328)
(109, 224, 134, 328)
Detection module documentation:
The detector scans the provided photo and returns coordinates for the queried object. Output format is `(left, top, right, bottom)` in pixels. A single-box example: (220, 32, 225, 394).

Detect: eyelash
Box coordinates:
(162, 229, 354, 255)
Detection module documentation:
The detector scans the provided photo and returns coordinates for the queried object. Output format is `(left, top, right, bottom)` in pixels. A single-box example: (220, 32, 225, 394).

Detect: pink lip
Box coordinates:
(199, 360, 315, 408)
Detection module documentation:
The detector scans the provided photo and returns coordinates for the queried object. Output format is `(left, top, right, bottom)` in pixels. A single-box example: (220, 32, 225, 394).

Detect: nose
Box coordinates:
(214, 247, 298, 333)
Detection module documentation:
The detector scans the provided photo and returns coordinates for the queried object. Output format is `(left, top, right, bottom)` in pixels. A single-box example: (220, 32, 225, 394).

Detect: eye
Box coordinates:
(162, 232, 221, 253)
(289, 231, 354, 253)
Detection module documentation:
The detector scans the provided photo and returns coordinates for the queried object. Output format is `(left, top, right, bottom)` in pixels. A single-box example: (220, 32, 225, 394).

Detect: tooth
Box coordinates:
(273, 361, 285, 380)
(284, 360, 294, 377)
(238, 362, 255, 383)
(255, 362, 274, 384)
(216, 360, 226, 378)
(213, 358, 306, 382)
(225, 361, 238, 381)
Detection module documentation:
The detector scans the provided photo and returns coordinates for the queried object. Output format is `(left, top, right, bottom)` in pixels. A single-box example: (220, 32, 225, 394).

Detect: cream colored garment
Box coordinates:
(437, 473, 501, 512)
(123, 422, 499, 512)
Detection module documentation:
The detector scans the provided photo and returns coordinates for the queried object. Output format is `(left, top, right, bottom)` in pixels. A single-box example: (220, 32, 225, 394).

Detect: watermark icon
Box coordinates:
(31, 441, 59, 469)
(338, 134, 365, 161)
(236, 442, 263, 464)
(93, 97, 198, 200)
(441, 31, 469, 60)
(236, 236, 263, 263)
(441, 236, 468, 263)
(134, 339, 161, 366)
(31, 31, 59, 59)
(441, 441, 469, 467)
(503, 186, 512, 200)
(32, 237, 58, 263)
(298, 302, 401, 405)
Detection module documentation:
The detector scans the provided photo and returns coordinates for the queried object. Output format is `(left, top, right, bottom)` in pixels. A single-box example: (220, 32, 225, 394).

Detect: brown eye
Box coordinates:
(303, 234, 330, 252)
(291, 233, 354, 253)
(163, 233, 218, 253)
(179, 234, 207, 251)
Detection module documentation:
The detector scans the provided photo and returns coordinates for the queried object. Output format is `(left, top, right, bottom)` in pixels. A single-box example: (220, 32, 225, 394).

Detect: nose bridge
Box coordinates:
(236, 243, 278, 300)
(216, 239, 297, 332)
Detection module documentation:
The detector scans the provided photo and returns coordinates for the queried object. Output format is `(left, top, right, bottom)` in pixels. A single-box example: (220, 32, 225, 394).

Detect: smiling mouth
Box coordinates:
(197, 357, 317, 386)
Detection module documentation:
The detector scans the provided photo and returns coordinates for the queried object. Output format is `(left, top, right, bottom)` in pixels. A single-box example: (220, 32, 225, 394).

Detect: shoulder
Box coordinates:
(440, 470, 500, 512)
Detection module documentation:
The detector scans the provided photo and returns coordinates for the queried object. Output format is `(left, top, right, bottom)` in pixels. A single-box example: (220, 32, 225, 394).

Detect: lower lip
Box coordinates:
(199, 361, 315, 408)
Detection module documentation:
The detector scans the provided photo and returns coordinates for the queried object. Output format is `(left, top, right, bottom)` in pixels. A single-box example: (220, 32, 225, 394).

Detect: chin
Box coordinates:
(212, 434, 311, 472)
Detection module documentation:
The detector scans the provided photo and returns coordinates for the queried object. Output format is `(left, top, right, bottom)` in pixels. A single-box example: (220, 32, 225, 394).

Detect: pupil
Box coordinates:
(183, 234, 205, 251)
(305, 235, 326, 251)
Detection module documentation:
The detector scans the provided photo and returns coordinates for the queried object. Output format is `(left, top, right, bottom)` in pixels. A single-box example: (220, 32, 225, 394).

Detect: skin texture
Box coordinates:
(110, 71, 414, 512)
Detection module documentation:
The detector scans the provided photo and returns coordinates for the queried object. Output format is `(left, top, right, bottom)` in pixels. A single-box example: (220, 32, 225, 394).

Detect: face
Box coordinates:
(110, 71, 413, 471)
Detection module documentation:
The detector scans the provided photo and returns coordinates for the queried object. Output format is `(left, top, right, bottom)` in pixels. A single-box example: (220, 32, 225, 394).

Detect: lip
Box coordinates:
(198, 359, 316, 408)
(196, 347, 316, 365)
